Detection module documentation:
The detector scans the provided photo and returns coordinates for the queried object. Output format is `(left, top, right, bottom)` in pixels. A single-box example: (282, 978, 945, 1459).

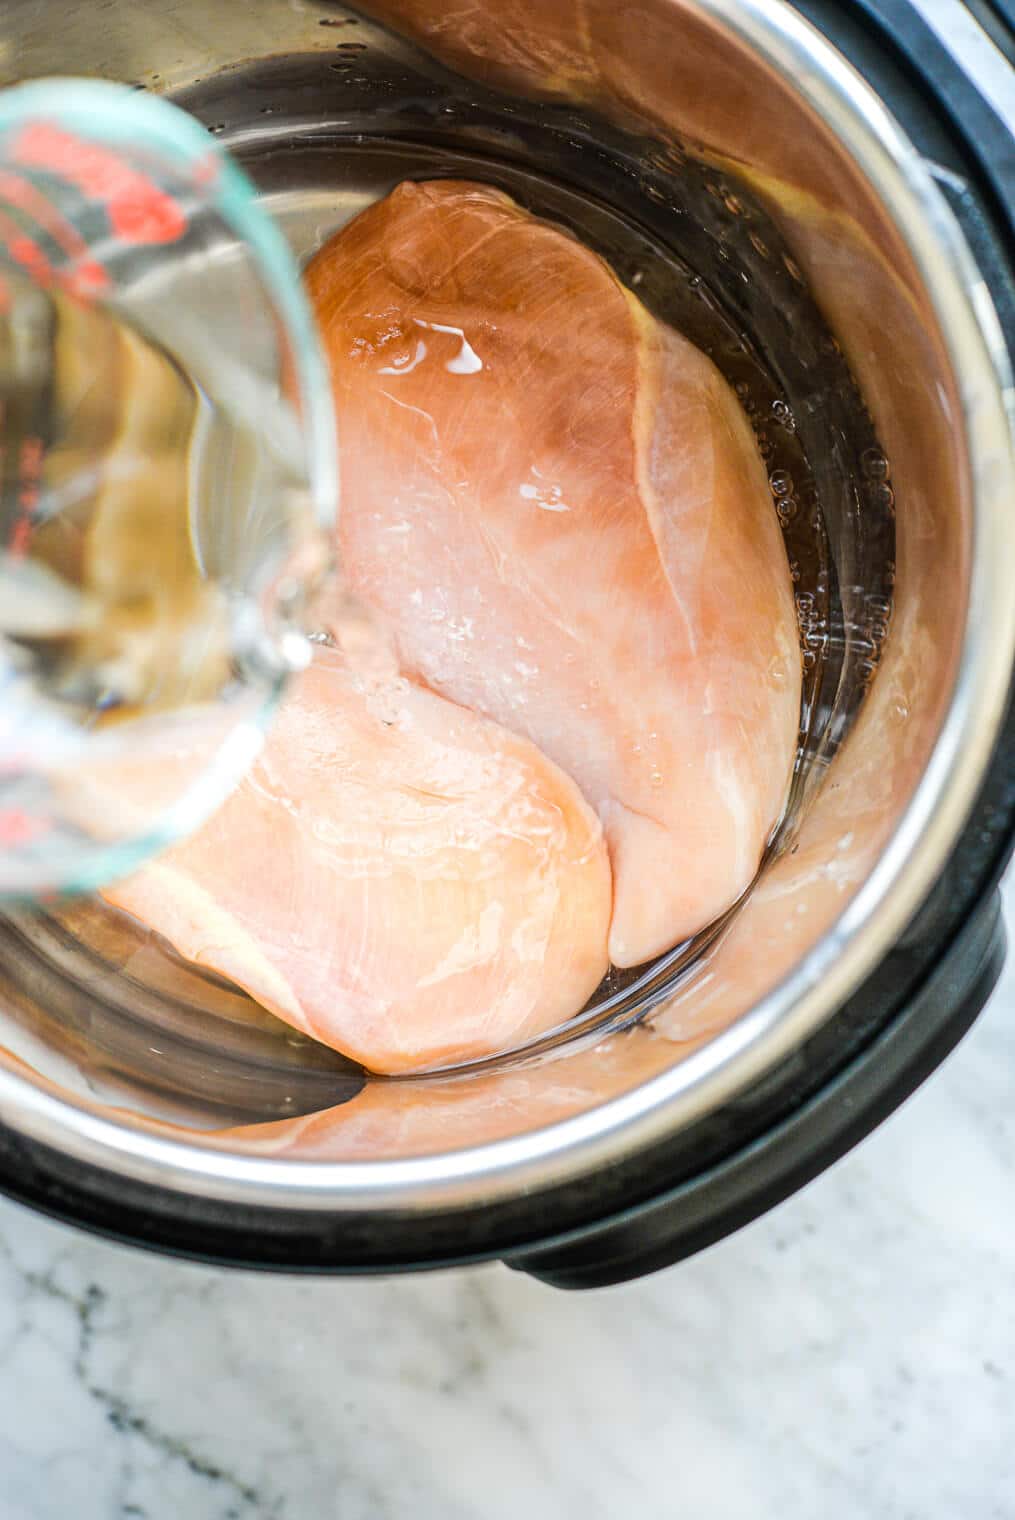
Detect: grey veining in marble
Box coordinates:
(0, 875, 1012, 1519)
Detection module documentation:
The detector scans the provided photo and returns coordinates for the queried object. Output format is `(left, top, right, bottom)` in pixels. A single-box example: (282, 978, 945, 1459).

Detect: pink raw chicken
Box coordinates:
(103, 647, 611, 1073)
(306, 180, 801, 966)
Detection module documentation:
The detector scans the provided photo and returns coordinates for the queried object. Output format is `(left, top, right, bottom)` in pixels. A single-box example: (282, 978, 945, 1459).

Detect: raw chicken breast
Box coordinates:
(306, 180, 801, 965)
(103, 646, 611, 1073)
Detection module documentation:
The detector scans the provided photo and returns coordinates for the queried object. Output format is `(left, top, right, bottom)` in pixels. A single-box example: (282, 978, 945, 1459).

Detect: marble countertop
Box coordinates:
(0, 873, 1011, 1518)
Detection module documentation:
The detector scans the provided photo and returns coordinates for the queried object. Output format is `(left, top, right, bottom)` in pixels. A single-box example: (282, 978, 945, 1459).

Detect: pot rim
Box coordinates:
(0, 0, 1012, 1214)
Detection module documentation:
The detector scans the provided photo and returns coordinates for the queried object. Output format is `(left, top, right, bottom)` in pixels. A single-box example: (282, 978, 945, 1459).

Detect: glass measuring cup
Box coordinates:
(0, 79, 337, 900)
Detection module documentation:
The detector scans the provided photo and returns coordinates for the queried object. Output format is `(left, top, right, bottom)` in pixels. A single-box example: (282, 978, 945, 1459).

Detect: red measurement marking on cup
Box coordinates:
(0, 168, 89, 256)
(7, 436, 44, 560)
(12, 122, 188, 246)
(0, 208, 55, 288)
(0, 168, 110, 296)
(0, 809, 47, 848)
(0, 201, 107, 301)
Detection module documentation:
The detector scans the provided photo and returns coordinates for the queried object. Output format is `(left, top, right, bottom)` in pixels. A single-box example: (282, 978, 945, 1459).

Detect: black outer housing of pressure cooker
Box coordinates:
(0, 0, 1011, 1286)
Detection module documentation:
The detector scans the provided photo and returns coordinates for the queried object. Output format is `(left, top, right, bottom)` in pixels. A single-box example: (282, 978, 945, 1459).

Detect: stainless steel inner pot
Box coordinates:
(0, 0, 1012, 1232)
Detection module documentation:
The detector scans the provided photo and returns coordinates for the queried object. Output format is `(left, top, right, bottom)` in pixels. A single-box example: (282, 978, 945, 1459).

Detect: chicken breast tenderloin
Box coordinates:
(104, 647, 611, 1073)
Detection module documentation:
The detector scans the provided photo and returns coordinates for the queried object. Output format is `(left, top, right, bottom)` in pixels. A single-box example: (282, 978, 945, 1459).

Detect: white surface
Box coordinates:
(0, 875, 1011, 1519)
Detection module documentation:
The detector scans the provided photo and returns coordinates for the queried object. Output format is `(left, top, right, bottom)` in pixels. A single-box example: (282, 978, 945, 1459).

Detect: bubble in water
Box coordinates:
(723, 192, 745, 217)
(861, 447, 890, 481)
(646, 143, 686, 172)
(776, 497, 798, 524)
(873, 482, 895, 513)
(769, 470, 793, 497)
(771, 399, 794, 429)
(783, 255, 804, 283)
(749, 232, 769, 259)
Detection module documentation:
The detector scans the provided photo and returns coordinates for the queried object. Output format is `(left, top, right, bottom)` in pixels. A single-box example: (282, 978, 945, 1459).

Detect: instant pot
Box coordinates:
(0, 0, 1012, 1287)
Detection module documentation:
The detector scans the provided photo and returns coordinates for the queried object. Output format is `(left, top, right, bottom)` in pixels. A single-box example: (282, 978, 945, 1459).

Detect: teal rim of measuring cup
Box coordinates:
(0, 77, 338, 537)
(0, 78, 336, 896)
